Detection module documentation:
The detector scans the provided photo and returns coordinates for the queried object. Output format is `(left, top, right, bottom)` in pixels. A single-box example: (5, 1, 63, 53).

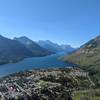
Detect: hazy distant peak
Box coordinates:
(38, 40, 75, 53)
(14, 36, 34, 45)
(45, 40, 54, 44)
(14, 36, 31, 41)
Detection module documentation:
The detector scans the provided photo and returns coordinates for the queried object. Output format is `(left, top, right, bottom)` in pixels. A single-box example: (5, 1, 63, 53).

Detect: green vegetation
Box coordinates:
(74, 89, 100, 100)
(63, 36, 100, 85)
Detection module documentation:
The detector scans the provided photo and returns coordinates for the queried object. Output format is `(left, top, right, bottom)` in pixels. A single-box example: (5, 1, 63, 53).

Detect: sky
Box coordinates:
(0, 0, 100, 47)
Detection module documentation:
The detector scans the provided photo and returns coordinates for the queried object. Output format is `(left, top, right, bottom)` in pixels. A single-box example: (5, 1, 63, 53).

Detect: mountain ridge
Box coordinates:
(38, 40, 75, 53)
(0, 35, 34, 64)
(14, 36, 53, 56)
(63, 35, 100, 81)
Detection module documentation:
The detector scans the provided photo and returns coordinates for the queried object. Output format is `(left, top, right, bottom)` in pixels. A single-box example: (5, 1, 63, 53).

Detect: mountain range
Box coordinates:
(0, 35, 75, 65)
(14, 36, 52, 56)
(0, 35, 33, 64)
(38, 40, 75, 53)
(0, 35, 53, 64)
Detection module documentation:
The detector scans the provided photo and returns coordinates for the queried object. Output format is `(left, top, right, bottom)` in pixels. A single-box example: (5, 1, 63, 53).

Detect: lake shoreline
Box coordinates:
(0, 52, 76, 76)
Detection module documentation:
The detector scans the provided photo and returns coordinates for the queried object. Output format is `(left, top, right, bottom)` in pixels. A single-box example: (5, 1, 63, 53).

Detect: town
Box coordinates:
(0, 67, 94, 100)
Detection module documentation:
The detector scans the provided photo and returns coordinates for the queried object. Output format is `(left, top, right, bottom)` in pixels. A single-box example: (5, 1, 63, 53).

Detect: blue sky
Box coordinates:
(0, 0, 100, 47)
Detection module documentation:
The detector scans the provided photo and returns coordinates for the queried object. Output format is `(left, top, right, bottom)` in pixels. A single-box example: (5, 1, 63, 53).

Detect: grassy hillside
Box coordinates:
(63, 36, 100, 82)
(74, 89, 100, 100)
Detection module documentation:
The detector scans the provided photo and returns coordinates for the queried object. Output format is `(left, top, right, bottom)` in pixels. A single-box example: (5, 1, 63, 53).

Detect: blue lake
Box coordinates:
(0, 52, 75, 76)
